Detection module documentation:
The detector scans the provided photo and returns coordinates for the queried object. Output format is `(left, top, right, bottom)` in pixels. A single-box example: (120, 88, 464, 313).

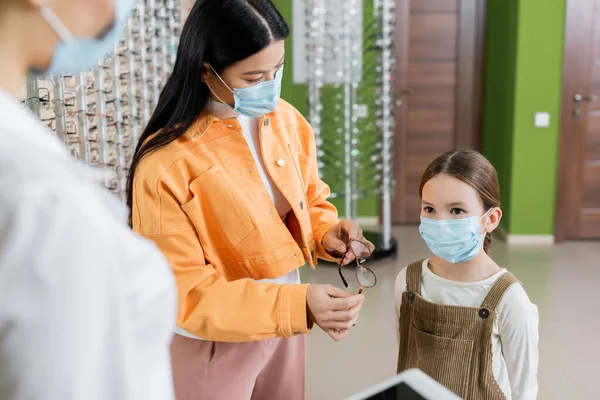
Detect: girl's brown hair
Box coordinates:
(419, 149, 500, 253)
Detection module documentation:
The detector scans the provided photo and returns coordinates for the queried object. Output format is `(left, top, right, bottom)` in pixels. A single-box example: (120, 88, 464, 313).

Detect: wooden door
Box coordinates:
(392, 0, 487, 223)
(556, 0, 600, 240)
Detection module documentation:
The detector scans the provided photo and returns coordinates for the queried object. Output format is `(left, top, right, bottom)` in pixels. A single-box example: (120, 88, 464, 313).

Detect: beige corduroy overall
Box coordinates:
(397, 260, 518, 400)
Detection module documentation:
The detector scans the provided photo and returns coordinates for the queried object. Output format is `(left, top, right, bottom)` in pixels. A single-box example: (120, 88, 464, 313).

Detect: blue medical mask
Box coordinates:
(207, 65, 283, 118)
(419, 209, 492, 264)
(36, 0, 134, 76)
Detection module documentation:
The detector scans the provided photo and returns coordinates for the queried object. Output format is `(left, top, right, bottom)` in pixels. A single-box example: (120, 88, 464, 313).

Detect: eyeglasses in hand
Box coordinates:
(338, 238, 377, 294)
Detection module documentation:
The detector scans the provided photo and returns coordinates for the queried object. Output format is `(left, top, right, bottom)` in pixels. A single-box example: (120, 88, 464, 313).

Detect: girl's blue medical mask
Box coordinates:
(36, 0, 134, 76)
(207, 65, 283, 118)
(419, 209, 492, 264)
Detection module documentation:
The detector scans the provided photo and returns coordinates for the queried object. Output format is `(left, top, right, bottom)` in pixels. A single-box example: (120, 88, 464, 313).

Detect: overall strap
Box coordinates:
(480, 271, 520, 311)
(405, 260, 424, 294)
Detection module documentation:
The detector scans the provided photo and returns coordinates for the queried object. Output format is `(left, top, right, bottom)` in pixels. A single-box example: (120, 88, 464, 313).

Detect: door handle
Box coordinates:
(573, 94, 599, 102)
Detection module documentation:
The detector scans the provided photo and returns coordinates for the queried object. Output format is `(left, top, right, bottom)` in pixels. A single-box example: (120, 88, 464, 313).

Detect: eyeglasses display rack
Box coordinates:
(22, 1, 396, 258)
(24, 0, 181, 202)
(306, 0, 398, 260)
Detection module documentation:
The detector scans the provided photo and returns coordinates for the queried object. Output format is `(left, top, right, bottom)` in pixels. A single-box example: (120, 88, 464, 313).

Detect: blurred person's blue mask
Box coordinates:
(207, 65, 283, 118)
(419, 209, 492, 264)
(35, 0, 134, 75)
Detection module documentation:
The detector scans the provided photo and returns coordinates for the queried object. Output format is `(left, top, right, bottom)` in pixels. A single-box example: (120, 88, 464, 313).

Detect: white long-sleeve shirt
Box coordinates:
(0, 90, 177, 399)
(394, 259, 539, 400)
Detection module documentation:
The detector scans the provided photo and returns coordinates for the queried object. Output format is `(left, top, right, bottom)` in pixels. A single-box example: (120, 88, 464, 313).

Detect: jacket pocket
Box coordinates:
(407, 326, 473, 398)
(288, 145, 311, 204)
(181, 165, 254, 250)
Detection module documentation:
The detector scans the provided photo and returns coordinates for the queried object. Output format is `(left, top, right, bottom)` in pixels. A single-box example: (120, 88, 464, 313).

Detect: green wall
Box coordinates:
(275, 0, 308, 116)
(482, 0, 518, 232)
(483, 0, 566, 235)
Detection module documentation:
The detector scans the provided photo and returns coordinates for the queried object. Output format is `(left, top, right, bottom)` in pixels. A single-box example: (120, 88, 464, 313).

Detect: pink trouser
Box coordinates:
(170, 334, 306, 400)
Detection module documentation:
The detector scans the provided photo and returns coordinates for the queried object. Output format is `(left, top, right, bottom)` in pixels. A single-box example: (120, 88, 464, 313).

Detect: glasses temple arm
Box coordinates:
(338, 266, 349, 288)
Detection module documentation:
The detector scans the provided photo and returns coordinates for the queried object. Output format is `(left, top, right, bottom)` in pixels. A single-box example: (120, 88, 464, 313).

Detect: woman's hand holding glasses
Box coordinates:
(306, 284, 365, 342)
(322, 219, 377, 295)
(322, 219, 375, 265)
(305, 220, 377, 341)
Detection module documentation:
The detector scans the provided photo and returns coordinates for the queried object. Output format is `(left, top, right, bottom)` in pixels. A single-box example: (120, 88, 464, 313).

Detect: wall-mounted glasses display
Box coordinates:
(24, 0, 181, 202)
(305, 0, 397, 255)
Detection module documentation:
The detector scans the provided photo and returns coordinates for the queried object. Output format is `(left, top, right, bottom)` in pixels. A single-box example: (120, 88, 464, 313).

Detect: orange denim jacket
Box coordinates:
(132, 100, 339, 342)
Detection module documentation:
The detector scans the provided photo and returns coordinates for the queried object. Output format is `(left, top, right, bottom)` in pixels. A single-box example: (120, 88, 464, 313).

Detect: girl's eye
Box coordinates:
(246, 77, 262, 84)
(451, 208, 465, 215)
(423, 207, 435, 214)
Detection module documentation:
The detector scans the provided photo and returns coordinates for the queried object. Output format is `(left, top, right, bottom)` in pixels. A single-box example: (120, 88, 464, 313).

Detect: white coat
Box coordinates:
(0, 90, 177, 399)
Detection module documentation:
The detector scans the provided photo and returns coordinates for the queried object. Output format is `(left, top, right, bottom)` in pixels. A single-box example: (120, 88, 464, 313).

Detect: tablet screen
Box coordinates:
(365, 382, 427, 400)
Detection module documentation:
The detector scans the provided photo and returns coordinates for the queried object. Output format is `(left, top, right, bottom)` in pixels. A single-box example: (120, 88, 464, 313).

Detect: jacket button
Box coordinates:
(408, 292, 415, 303)
(277, 159, 286, 167)
(265, 118, 270, 126)
(479, 308, 490, 319)
(300, 201, 304, 210)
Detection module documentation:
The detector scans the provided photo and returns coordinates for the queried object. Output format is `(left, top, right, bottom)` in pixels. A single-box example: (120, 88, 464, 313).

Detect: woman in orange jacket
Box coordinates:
(126, 0, 375, 398)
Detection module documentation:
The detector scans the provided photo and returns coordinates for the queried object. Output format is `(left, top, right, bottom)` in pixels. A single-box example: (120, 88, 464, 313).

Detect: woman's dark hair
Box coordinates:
(126, 0, 289, 225)
(419, 149, 501, 253)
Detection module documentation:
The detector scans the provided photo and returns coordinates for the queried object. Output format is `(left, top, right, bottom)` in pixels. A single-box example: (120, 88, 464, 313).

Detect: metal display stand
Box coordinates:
(24, 0, 181, 202)
(306, 0, 398, 260)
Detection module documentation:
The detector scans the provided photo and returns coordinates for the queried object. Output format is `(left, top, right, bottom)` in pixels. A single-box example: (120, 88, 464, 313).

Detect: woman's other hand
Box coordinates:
(306, 284, 365, 341)
(322, 219, 375, 265)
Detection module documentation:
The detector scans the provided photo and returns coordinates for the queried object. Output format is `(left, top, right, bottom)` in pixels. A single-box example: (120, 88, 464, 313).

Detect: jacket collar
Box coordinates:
(184, 101, 267, 141)
(184, 107, 218, 141)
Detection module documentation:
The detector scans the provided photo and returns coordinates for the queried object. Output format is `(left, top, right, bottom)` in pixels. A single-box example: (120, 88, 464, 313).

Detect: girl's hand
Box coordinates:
(306, 284, 365, 341)
(322, 219, 375, 265)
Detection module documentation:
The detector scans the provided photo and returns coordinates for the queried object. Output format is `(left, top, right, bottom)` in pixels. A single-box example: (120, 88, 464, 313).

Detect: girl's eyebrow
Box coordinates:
(421, 201, 434, 206)
(446, 202, 467, 207)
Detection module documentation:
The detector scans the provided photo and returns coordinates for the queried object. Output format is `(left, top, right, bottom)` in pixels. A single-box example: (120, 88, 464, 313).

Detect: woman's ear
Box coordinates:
(484, 207, 502, 233)
(201, 62, 211, 82)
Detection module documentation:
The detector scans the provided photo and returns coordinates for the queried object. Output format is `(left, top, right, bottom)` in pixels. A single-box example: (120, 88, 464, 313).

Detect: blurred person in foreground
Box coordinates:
(0, 1, 176, 399)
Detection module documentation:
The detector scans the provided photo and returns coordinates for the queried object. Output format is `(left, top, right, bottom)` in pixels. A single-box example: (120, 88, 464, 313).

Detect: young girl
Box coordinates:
(395, 150, 539, 400)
